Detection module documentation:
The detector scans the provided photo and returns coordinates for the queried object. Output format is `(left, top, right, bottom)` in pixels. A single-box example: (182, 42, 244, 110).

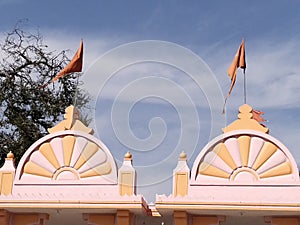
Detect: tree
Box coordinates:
(0, 25, 90, 166)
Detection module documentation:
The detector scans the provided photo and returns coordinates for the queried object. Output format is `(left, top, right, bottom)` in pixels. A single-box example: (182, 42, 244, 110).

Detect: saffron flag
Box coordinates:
(51, 40, 83, 83)
(252, 109, 266, 123)
(223, 39, 246, 112)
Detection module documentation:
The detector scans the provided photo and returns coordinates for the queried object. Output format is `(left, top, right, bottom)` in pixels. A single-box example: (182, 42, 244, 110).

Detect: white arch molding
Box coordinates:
(190, 129, 299, 185)
(15, 130, 118, 185)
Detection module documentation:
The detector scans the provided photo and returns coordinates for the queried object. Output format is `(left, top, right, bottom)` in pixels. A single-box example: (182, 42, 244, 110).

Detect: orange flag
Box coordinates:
(51, 40, 83, 83)
(252, 109, 266, 123)
(223, 39, 246, 113)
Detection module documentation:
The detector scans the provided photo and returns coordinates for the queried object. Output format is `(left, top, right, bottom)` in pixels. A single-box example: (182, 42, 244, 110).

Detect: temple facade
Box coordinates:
(0, 104, 300, 225)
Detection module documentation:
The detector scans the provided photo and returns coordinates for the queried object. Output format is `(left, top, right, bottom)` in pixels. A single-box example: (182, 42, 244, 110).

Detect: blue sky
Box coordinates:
(1, 1, 300, 201)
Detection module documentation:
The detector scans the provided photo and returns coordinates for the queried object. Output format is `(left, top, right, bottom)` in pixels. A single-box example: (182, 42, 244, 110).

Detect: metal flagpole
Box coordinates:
(73, 72, 82, 108)
(243, 72, 247, 104)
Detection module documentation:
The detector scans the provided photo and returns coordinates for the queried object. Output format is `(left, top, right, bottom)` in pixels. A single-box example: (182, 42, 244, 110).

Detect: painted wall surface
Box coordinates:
(220, 216, 267, 225)
(44, 212, 86, 225)
(136, 214, 173, 225)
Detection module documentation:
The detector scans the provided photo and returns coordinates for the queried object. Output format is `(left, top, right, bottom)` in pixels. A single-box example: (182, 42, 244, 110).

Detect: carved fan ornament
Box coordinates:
(23, 135, 112, 180)
(198, 135, 292, 181)
(17, 106, 116, 183)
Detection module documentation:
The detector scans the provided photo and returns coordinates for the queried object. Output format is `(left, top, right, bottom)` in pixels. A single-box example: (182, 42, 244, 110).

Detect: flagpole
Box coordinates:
(73, 72, 82, 108)
(243, 71, 247, 104)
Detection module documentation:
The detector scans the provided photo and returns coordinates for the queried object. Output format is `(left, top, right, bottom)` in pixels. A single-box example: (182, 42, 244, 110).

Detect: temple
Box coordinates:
(0, 106, 149, 225)
(1, 104, 300, 225)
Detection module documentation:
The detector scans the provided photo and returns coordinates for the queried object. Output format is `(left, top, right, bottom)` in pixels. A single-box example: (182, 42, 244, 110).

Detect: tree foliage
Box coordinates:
(0, 26, 90, 165)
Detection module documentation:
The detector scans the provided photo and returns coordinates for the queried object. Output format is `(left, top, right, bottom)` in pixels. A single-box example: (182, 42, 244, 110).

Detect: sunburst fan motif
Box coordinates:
(198, 135, 293, 181)
(22, 135, 112, 180)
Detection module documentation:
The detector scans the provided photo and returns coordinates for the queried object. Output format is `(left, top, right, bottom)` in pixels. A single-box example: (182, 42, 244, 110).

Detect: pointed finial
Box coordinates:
(179, 151, 187, 160)
(6, 151, 14, 159)
(124, 151, 132, 161)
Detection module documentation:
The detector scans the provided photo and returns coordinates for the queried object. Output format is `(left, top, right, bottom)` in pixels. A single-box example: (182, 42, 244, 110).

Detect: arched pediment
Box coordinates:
(190, 130, 299, 185)
(15, 130, 118, 184)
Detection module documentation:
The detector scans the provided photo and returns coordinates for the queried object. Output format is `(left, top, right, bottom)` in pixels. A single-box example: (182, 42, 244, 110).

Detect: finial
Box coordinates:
(222, 104, 269, 133)
(238, 104, 253, 119)
(48, 105, 94, 134)
(179, 151, 187, 160)
(6, 151, 14, 159)
(124, 151, 132, 161)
